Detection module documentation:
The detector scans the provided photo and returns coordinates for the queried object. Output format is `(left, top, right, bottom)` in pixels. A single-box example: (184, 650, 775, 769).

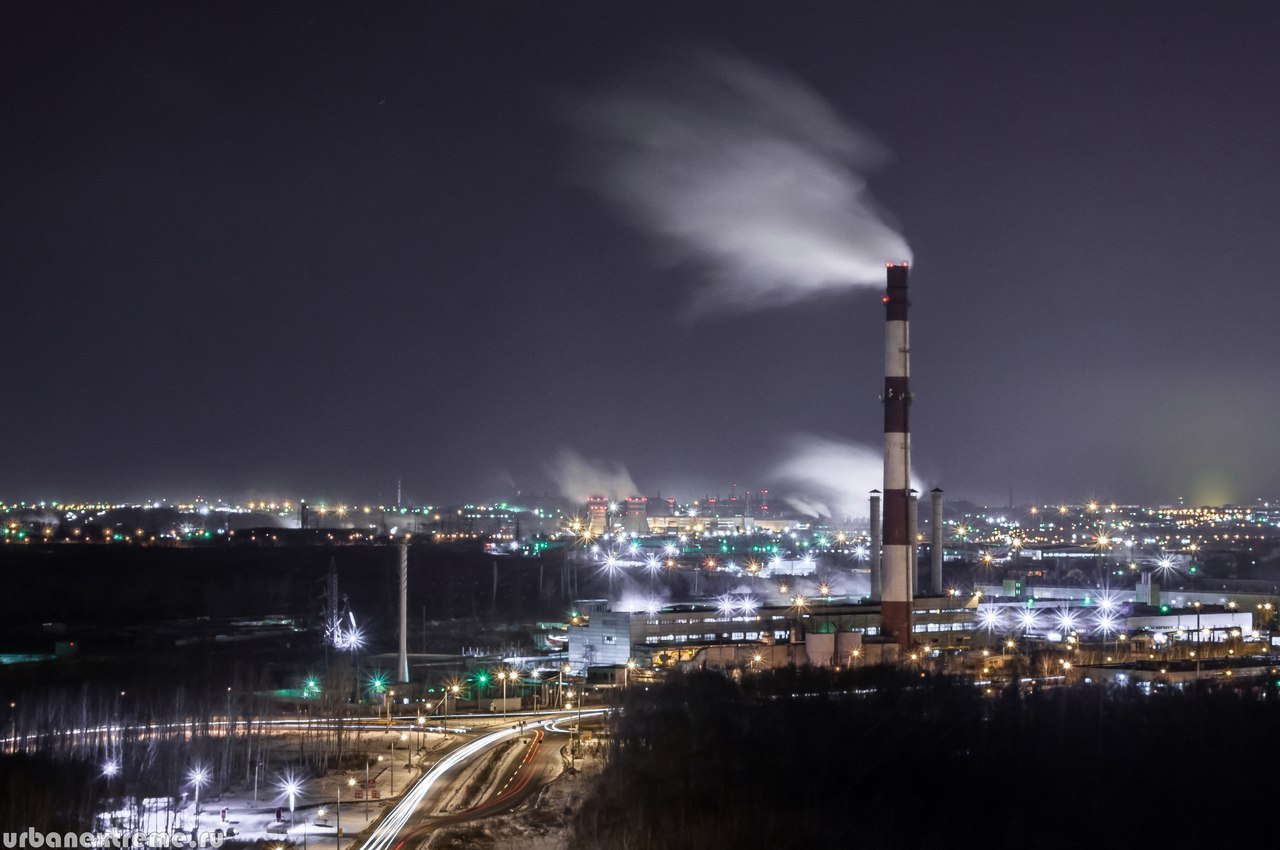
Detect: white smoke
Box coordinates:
(567, 48, 912, 315)
(771, 435, 924, 519)
(547, 448, 641, 503)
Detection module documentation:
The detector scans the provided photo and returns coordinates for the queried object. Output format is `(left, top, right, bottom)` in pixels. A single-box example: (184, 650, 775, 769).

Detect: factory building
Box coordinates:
(624, 497, 648, 536)
(566, 595, 977, 673)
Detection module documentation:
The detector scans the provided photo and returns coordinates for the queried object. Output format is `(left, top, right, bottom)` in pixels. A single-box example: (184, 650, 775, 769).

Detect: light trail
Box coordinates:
(358, 710, 609, 850)
(1, 710, 585, 754)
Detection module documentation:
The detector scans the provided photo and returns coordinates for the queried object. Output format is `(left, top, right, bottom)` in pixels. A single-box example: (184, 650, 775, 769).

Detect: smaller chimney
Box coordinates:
(930, 489, 944, 595)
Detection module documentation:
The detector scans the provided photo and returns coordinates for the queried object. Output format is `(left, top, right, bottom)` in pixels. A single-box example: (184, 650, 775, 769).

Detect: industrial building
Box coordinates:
(566, 594, 980, 674)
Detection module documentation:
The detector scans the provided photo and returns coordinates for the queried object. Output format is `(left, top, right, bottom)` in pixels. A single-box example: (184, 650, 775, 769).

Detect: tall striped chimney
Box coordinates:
(881, 263, 913, 649)
(868, 490, 882, 600)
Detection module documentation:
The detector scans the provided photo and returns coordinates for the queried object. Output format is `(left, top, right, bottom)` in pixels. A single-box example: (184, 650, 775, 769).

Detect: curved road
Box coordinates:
(356, 711, 609, 850)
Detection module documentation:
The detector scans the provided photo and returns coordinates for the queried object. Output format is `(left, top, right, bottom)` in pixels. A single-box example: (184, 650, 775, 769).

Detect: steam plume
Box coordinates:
(547, 448, 640, 503)
(772, 435, 923, 519)
(567, 49, 911, 314)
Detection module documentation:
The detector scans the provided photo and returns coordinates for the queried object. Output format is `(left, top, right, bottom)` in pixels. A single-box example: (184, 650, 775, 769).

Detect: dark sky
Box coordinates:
(4, 1, 1280, 507)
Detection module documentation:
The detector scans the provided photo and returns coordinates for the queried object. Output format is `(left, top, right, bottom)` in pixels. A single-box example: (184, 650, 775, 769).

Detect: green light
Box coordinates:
(1189, 566, 1197, 574)
(1160, 604, 1171, 613)
(476, 672, 489, 685)
(369, 675, 387, 693)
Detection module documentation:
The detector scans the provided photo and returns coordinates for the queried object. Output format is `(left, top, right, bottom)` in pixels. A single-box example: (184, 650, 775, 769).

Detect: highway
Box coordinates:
(355, 711, 608, 850)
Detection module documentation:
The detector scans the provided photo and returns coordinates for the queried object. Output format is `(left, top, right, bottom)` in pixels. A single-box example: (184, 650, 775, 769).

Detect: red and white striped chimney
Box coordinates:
(881, 263, 913, 649)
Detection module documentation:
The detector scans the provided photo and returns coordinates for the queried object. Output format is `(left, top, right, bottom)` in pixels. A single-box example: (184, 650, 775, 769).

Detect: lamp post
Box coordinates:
(342, 777, 355, 849)
(388, 742, 395, 796)
(1192, 601, 1203, 676)
(565, 689, 577, 770)
(101, 757, 119, 803)
(282, 776, 300, 829)
(624, 659, 636, 690)
(189, 767, 208, 840)
(364, 760, 373, 820)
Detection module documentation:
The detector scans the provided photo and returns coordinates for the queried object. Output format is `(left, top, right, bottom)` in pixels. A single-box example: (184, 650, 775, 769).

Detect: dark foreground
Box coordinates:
(574, 667, 1280, 849)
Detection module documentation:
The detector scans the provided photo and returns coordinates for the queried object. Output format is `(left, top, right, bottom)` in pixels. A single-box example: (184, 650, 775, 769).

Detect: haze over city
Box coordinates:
(5, 2, 1280, 507)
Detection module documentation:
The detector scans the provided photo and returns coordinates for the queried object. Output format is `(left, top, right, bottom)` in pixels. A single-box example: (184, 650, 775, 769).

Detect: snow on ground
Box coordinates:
(101, 728, 463, 850)
(424, 744, 605, 850)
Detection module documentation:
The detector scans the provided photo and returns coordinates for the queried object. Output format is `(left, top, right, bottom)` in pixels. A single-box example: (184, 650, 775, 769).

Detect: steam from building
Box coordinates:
(566, 48, 911, 315)
(547, 448, 640, 504)
(771, 434, 923, 519)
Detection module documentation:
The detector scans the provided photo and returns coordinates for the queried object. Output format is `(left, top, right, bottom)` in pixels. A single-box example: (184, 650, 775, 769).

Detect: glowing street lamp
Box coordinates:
(280, 774, 301, 827)
(624, 659, 637, 689)
(189, 766, 209, 836)
(341, 777, 356, 849)
(497, 670, 511, 721)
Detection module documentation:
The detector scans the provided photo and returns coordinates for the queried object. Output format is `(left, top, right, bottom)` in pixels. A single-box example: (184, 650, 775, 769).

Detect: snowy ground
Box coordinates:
(99, 717, 600, 850)
(102, 727, 467, 849)
(423, 743, 605, 850)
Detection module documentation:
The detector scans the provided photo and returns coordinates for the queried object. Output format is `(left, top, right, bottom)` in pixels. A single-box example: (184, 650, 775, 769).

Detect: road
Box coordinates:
(354, 711, 609, 850)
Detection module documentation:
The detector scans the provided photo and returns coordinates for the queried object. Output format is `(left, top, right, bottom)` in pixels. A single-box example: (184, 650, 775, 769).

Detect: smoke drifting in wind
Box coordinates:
(567, 49, 912, 314)
(547, 448, 640, 503)
(772, 435, 924, 520)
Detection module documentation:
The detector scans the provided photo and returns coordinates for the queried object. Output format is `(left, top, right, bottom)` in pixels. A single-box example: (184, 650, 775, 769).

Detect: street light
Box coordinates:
(498, 670, 510, 721)
(189, 767, 209, 838)
(280, 774, 301, 829)
(624, 659, 637, 690)
(364, 758, 378, 820)
(341, 777, 355, 850)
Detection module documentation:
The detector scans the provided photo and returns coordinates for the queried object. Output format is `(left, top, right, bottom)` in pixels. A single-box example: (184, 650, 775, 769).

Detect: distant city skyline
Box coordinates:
(4, 3, 1280, 506)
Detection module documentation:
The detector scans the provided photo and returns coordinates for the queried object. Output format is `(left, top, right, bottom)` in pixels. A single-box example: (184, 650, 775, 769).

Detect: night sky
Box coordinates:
(4, 1, 1280, 508)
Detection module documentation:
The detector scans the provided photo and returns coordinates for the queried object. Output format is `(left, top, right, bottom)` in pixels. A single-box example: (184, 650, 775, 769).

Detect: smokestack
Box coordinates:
(868, 490, 881, 600)
(908, 489, 919, 597)
(397, 543, 409, 684)
(930, 488, 944, 595)
(880, 263, 913, 649)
